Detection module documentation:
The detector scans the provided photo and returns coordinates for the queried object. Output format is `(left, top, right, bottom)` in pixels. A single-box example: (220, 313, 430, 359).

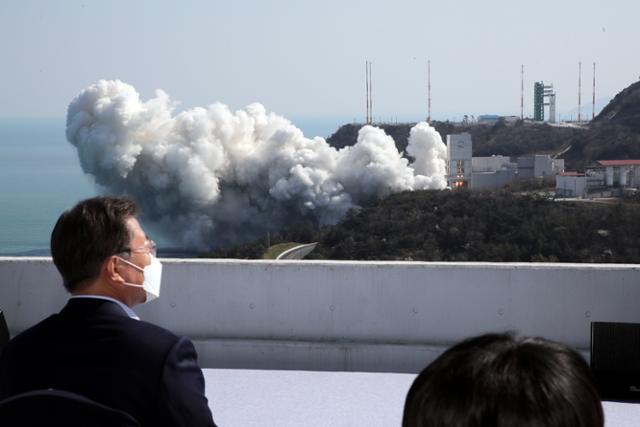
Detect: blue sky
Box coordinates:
(0, 0, 637, 121)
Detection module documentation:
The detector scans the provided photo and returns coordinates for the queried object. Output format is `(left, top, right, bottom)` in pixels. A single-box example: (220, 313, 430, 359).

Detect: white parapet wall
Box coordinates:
(1, 257, 640, 373)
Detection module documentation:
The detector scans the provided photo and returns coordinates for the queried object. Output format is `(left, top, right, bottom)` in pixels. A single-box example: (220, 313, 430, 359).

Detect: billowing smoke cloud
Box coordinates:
(66, 80, 447, 249)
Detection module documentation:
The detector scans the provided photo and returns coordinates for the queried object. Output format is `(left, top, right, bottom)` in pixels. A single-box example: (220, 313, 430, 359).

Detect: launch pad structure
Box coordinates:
(533, 82, 556, 123)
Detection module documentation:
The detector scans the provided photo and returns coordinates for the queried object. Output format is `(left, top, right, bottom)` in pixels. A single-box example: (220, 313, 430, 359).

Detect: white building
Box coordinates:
(471, 156, 518, 189)
(472, 169, 517, 189)
(446, 133, 472, 188)
(446, 134, 566, 190)
(472, 155, 513, 172)
(555, 160, 640, 198)
(596, 160, 640, 188)
(517, 155, 564, 179)
(555, 172, 587, 198)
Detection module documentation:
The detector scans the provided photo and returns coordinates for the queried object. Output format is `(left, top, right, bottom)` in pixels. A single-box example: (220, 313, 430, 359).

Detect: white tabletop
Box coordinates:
(204, 369, 640, 427)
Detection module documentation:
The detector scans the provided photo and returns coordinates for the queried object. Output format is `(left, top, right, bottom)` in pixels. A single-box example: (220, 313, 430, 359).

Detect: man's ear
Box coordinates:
(104, 255, 124, 284)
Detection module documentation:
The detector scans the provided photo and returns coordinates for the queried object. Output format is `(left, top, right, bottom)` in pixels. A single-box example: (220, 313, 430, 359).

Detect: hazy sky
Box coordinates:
(1, 0, 637, 122)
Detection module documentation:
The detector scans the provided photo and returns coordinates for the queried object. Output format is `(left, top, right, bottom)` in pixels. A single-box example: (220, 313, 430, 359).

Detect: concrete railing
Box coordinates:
(1, 257, 639, 373)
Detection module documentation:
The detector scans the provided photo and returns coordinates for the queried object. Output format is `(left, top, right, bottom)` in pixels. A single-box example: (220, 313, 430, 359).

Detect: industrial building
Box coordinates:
(596, 160, 640, 188)
(446, 133, 472, 188)
(555, 160, 640, 198)
(471, 156, 517, 189)
(517, 155, 564, 179)
(446, 133, 565, 190)
(555, 172, 587, 198)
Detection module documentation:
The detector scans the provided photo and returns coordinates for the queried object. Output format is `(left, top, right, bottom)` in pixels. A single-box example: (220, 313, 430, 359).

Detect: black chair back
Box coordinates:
(0, 388, 140, 427)
(0, 311, 9, 353)
(591, 321, 640, 402)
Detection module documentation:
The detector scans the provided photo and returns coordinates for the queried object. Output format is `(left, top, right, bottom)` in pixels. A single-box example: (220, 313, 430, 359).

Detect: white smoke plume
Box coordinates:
(66, 80, 447, 249)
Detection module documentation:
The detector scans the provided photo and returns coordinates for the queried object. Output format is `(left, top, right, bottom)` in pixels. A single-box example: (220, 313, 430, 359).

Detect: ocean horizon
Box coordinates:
(0, 116, 359, 256)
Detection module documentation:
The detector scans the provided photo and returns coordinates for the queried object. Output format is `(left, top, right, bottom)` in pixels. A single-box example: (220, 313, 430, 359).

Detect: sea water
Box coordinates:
(0, 118, 95, 255)
(0, 116, 350, 255)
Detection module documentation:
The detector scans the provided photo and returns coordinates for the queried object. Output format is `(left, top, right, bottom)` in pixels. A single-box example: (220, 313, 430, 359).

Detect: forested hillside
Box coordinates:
(206, 190, 640, 263)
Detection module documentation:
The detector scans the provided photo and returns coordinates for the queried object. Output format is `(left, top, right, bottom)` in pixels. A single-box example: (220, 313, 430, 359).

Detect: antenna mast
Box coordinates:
(365, 61, 369, 124)
(578, 61, 582, 122)
(520, 64, 524, 120)
(592, 62, 596, 120)
(369, 61, 373, 124)
(427, 60, 432, 123)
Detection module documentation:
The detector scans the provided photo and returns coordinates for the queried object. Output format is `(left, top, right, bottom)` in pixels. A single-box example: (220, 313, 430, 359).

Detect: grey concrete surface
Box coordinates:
(1, 258, 639, 372)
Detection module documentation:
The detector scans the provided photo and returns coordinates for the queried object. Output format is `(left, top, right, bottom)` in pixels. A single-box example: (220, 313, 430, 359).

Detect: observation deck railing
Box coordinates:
(1, 257, 639, 373)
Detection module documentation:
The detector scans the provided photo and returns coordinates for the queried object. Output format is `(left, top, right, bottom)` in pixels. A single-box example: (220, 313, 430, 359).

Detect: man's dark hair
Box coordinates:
(50, 197, 138, 292)
(403, 332, 603, 427)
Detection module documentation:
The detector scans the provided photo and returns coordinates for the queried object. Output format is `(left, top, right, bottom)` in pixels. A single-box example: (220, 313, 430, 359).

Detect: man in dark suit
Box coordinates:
(0, 197, 216, 426)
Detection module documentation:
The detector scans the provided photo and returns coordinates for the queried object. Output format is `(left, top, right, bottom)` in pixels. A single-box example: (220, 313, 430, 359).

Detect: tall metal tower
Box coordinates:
(369, 62, 373, 124)
(365, 61, 369, 124)
(427, 60, 432, 123)
(520, 64, 524, 120)
(578, 61, 582, 122)
(365, 61, 373, 124)
(592, 62, 596, 120)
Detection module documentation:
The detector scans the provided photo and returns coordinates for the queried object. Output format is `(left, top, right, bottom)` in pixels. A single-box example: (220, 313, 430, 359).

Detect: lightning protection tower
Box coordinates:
(592, 62, 596, 120)
(427, 60, 432, 123)
(578, 61, 582, 122)
(521, 65, 524, 120)
(365, 61, 373, 124)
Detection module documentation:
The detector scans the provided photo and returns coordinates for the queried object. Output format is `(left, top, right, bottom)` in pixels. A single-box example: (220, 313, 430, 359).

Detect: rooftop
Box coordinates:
(597, 160, 640, 167)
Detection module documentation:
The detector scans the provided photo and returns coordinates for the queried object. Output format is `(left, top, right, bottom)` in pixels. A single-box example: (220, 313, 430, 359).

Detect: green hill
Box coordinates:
(307, 190, 640, 263)
(206, 190, 640, 263)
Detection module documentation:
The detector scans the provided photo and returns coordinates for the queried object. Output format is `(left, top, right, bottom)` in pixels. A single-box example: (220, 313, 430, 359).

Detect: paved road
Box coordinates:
(276, 243, 318, 260)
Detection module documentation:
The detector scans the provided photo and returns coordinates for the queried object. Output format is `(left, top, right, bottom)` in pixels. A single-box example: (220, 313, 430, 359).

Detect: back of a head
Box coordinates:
(403, 333, 603, 427)
(50, 196, 137, 292)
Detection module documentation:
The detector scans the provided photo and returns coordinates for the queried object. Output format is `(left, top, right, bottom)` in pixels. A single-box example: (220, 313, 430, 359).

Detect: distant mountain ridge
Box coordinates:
(326, 80, 640, 171)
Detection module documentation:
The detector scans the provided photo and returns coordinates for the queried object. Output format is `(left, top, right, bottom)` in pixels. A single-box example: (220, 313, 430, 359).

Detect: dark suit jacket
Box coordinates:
(0, 298, 216, 427)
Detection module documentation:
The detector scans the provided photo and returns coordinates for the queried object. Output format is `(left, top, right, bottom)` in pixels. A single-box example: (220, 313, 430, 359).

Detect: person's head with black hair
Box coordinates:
(51, 197, 138, 292)
(403, 332, 603, 427)
(50, 196, 159, 307)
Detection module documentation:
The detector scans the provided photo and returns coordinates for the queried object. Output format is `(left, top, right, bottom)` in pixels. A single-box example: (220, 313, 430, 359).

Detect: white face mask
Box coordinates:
(117, 255, 163, 303)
